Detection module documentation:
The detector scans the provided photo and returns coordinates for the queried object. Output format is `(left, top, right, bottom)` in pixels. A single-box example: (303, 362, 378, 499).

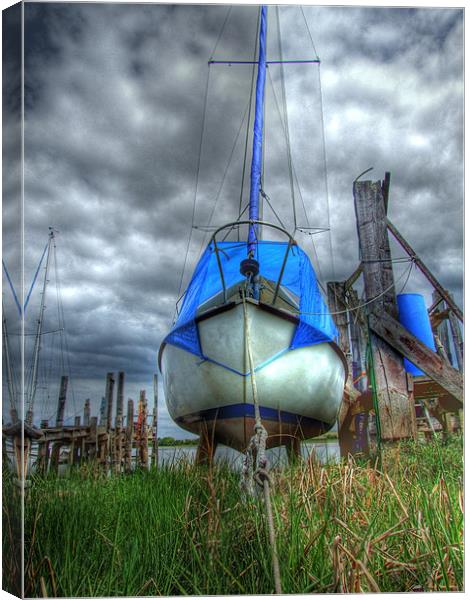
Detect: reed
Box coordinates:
(7, 434, 462, 596)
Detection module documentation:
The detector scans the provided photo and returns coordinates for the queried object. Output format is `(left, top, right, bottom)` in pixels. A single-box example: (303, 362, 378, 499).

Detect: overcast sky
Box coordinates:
(2, 3, 463, 436)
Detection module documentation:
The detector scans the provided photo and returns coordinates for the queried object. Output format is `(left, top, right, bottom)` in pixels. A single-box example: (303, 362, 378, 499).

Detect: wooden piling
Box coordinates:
(89, 416, 98, 461)
(353, 177, 416, 441)
(432, 291, 453, 365)
(137, 390, 148, 469)
(99, 397, 106, 426)
(152, 374, 159, 468)
(448, 293, 463, 371)
(38, 420, 50, 473)
(124, 399, 134, 473)
(72, 416, 81, 464)
(55, 376, 68, 427)
(83, 399, 90, 426)
(114, 371, 125, 473)
(327, 282, 356, 456)
(105, 372, 115, 431)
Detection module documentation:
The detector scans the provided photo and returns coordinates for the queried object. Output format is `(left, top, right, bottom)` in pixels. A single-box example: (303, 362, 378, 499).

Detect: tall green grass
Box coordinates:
(8, 434, 463, 596)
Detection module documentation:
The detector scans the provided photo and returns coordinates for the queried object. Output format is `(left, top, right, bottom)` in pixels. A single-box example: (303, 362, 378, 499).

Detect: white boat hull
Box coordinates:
(160, 300, 346, 451)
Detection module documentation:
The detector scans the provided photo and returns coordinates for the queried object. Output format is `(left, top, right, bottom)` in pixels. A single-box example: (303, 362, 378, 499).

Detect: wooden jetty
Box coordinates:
(4, 371, 159, 476)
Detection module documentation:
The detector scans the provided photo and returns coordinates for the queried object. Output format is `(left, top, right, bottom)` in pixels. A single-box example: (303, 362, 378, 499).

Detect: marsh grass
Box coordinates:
(6, 434, 462, 596)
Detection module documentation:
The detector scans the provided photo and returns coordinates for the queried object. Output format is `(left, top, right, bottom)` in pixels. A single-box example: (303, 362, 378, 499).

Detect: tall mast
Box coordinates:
(247, 5, 268, 257)
(25, 229, 54, 425)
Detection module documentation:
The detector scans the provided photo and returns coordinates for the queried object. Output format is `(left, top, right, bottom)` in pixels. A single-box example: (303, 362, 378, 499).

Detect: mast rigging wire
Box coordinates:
(275, 6, 297, 232)
(266, 66, 327, 291)
(238, 7, 261, 241)
(196, 98, 252, 260)
(300, 6, 336, 281)
(172, 64, 211, 322)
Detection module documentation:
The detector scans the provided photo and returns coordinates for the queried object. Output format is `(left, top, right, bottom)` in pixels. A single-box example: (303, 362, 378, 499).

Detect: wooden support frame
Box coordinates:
(387, 219, 463, 322)
(368, 311, 463, 406)
(354, 177, 416, 441)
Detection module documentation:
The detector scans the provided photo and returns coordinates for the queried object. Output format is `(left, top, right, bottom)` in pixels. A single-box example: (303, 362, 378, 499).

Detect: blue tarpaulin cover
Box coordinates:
(164, 240, 338, 358)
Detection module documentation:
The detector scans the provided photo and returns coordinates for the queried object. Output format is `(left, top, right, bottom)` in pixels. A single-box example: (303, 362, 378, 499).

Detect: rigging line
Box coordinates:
(260, 189, 286, 230)
(266, 66, 326, 293)
(173, 64, 211, 321)
(294, 260, 414, 316)
(316, 63, 335, 281)
(24, 242, 48, 313)
(53, 240, 77, 415)
(209, 5, 233, 61)
(275, 5, 296, 231)
(299, 7, 335, 280)
(53, 243, 65, 376)
(300, 6, 320, 60)
(196, 97, 252, 261)
(2, 260, 22, 316)
(238, 7, 260, 241)
(220, 202, 250, 242)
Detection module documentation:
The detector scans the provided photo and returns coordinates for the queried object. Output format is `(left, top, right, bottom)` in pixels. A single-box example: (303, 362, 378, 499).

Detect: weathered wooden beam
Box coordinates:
(55, 376, 68, 427)
(387, 219, 463, 322)
(382, 171, 391, 214)
(432, 291, 453, 364)
(448, 293, 463, 372)
(327, 281, 367, 456)
(83, 399, 90, 427)
(99, 396, 106, 426)
(348, 288, 370, 455)
(368, 311, 463, 405)
(344, 264, 363, 290)
(354, 178, 416, 441)
(114, 372, 125, 473)
(89, 416, 98, 460)
(105, 372, 115, 431)
(116, 371, 124, 421)
(327, 282, 351, 364)
(124, 399, 134, 473)
(137, 390, 148, 469)
(152, 374, 159, 468)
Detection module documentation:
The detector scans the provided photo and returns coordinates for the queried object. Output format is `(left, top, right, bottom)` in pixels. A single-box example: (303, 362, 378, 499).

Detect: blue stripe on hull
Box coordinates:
(175, 402, 329, 429)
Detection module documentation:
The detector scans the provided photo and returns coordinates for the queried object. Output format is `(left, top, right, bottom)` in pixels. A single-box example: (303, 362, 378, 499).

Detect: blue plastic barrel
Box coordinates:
(397, 293, 436, 376)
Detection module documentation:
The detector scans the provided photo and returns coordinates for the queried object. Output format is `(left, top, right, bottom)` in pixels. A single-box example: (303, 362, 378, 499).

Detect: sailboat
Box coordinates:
(158, 6, 347, 456)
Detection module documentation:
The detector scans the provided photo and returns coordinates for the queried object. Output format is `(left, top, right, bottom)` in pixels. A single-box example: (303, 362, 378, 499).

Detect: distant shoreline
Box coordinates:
(157, 431, 339, 448)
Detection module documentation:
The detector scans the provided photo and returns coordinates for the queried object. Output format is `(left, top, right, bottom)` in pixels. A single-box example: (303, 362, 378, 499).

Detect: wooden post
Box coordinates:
(432, 291, 453, 364)
(353, 177, 416, 441)
(50, 443, 62, 474)
(83, 399, 90, 426)
(89, 416, 98, 461)
(195, 420, 218, 466)
(387, 219, 463, 322)
(348, 289, 370, 455)
(105, 372, 115, 431)
(327, 282, 355, 456)
(73, 416, 81, 464)
(137, 391, 148, 469)
(125, 399, 134, 472)
(448, 293, 463, 372)
(38, 419, 50, 473)
(99, 397, 106, 426)
(55, 376, 68, 427)
(114, 371, 125, 473)
(152, 374, 159, 468)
